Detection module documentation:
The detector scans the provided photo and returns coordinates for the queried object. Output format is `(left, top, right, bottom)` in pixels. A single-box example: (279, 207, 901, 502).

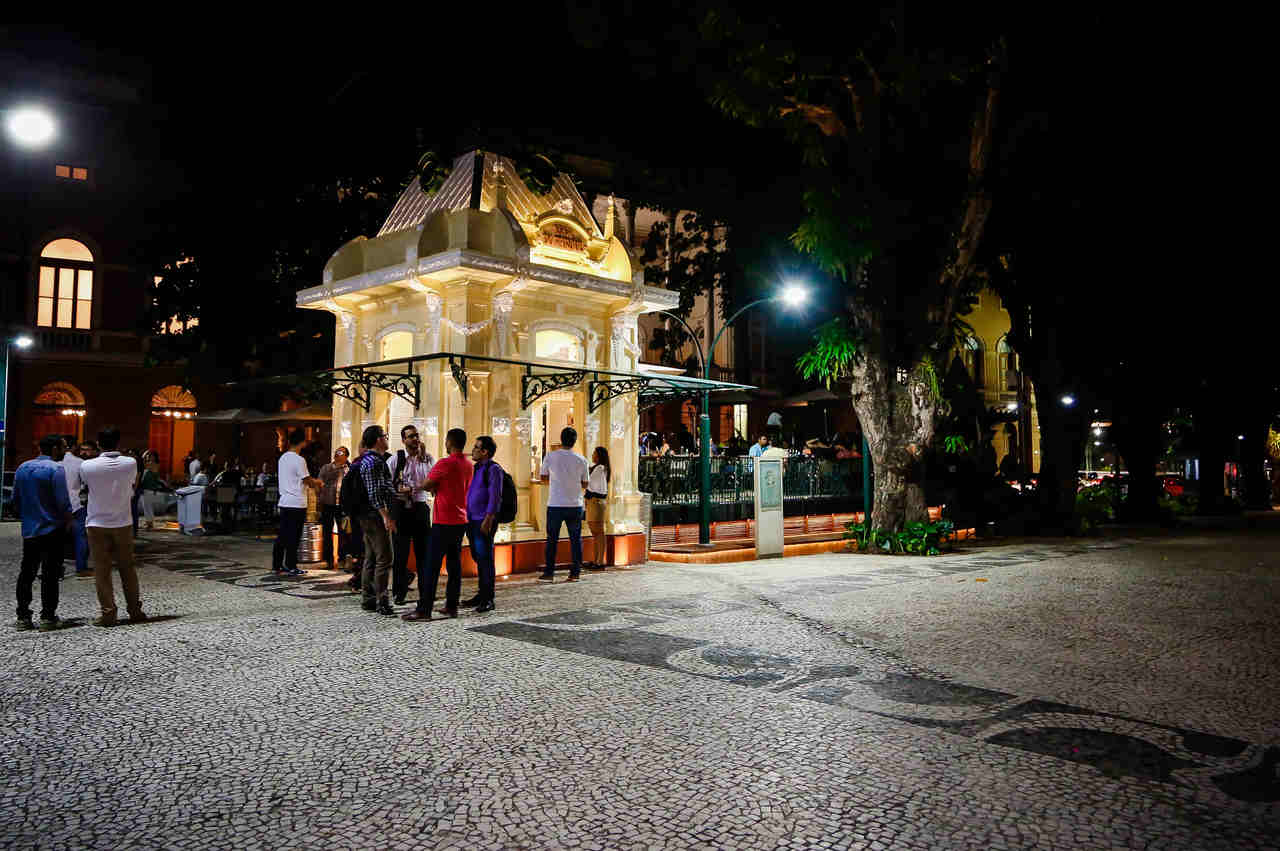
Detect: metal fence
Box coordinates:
(639, 455, 865, 521)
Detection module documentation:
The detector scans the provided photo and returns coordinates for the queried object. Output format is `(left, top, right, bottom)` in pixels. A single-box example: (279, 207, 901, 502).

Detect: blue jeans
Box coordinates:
(418, 523, 466, 612)
(545, 506, 583, 576)
(467, 520, 496, 603)
(71, 507, 89, 573)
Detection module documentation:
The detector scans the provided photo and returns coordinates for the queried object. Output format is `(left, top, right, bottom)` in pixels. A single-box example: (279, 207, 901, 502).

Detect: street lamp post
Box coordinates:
(658, 284, 807, 546)
(1, 335, 35, 513)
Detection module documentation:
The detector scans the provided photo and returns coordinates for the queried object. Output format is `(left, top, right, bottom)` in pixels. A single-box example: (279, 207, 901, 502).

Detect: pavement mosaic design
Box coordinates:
(475, 578, 1280, 809)
(4, 525, 1279, 849)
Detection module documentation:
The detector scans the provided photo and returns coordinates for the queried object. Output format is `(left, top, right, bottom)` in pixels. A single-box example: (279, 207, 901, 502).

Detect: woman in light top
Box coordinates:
(584, 446, 611, 570)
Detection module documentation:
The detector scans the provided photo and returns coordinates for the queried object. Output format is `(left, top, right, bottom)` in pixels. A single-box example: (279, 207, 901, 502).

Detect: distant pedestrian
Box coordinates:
(352, 426, 397, 615)
(749, 435, 769, 458)
(539, 427, 589, 583)
(80, 426, 147, 627)
(187, 451, 201, 481)
(585, 446, 611, 570)
(60, 436, 91, 578)
(402, 428, 472, 622)
(317, 447, 351, 568)
(463, 435, 502, 612)
(273, 428, 322, 576)
(12, 435, 72, 631)
(388, 424, 433, 605)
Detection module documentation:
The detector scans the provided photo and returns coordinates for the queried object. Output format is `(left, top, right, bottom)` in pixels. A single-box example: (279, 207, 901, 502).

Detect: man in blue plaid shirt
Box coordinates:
(355, 425, 397, 616)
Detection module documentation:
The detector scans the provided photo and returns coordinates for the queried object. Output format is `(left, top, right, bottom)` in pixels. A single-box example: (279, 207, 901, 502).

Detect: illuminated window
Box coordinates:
(37, 239, 94, 329)
(997, 337, 1019, 391)
(961, 335, 984, 386)
(733, 404, 748, 440)
(535, 328, 583, 362)
(54, 164, 89, 181)
(72, 167, 88, 180)
(55, 165, 70, 178)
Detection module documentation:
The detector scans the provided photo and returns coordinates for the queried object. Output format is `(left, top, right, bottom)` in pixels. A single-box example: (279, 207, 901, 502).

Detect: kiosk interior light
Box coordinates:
(1006, 402, 1018, 411)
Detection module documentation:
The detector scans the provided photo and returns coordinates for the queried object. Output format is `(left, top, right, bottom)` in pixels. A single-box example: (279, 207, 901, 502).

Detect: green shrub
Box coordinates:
(1075, 485, 1116, 532)
(845, 518, 956, 555)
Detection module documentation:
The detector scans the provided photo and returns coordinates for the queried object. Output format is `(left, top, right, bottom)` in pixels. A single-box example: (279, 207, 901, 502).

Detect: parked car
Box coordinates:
(1160, 475, 1188, 498)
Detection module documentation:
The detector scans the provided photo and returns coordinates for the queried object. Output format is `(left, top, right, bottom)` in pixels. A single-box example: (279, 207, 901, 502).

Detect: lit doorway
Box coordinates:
(150, 386, 197, 480)
(32, 382, 86, 449)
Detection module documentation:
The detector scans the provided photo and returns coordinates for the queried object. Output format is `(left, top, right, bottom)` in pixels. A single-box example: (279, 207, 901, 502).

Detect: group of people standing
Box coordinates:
(12, 428, 147, 631)
(271, 421, 612, 622)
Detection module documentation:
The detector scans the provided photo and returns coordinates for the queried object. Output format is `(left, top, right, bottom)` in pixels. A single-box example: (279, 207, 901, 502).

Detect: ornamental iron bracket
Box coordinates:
(450, 357, 468, 405)
(588, 378, 651, 412)
(521, 368, 588, 408)
(358, 367, 420, 410)
(326, 373, 371, 411)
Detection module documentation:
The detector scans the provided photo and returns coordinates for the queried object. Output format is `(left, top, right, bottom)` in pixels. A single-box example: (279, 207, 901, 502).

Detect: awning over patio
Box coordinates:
(195, 408, 266, 423)
(241, 351, 753, 413)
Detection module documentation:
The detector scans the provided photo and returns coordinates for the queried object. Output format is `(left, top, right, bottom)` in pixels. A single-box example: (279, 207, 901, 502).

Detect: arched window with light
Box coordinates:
(961, 335, 984, 387)
(997, 337, 1019, 392)
(37, 238, 94, 330)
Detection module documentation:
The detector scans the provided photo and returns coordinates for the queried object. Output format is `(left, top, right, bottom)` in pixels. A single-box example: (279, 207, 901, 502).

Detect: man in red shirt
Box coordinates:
(403, 428, 472, 621)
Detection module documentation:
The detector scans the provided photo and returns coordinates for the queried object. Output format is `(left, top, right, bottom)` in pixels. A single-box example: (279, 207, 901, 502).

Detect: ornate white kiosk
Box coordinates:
(295, 151, 747, 569)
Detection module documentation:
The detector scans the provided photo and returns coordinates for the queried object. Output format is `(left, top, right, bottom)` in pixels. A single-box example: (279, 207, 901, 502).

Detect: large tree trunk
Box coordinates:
(1113, 408, 1162, 522)
(1241, 417, 1273, 510)
(850, 355, 941, 533)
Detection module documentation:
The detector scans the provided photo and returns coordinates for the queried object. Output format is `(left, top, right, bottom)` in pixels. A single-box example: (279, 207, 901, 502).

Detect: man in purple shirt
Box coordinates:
(464, 435, 503, 612)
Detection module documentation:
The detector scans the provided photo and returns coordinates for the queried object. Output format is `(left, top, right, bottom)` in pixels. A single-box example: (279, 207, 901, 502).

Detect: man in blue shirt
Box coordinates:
(12, 434, 72, 631)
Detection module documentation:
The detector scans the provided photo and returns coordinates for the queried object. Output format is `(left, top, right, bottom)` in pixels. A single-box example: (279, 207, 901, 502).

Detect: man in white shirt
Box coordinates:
(80, 426, 146, 626)
(188, 453, 202, 482)
(60, 436, 91, 577)
(273, 428, 321, 576)
(386, 424, 434, 605)
(538, 426, 590, 583)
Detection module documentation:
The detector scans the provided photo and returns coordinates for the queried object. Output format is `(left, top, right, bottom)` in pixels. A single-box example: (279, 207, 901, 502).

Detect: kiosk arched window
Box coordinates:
(37, 239, 94, 330)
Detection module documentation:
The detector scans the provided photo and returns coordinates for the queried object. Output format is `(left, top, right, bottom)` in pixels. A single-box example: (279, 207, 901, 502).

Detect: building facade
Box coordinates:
(953, 288, 1041, 473)
(1, 62, 203, 482)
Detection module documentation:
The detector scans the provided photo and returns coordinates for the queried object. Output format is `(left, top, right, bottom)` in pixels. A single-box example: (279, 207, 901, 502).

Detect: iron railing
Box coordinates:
(638, 455, 864, 509)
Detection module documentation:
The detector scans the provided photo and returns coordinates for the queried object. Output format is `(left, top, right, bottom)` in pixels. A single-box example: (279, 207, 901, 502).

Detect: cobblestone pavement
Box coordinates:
(2, 520, 1278, 850)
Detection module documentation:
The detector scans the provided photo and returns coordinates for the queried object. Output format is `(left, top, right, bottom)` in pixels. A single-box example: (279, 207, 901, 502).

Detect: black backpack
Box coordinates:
(497, 465, 518, 524)
(339, 459, 368, 517)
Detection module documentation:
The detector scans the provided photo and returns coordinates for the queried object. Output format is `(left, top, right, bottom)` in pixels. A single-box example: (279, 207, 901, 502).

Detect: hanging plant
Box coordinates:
(415, 151, 451, 195)
(517, 153, 560, 196)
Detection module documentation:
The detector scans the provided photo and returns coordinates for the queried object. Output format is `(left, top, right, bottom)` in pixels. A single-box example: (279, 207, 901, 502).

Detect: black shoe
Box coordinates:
(15, 617, 34, 631)
(393, 594, 406, 606)
(377, 601, 397, 617)
(566, 572, 581, 583)
(474, 600, 495, 613)
(538, 572, 555, 582)
(361, 600, 377, 612)
(585, 562, 606, 571)
(461, 595, 481, 607)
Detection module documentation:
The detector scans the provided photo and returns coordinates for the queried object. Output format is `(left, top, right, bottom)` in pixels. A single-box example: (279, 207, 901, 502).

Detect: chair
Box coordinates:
(215, 487, 237, 532)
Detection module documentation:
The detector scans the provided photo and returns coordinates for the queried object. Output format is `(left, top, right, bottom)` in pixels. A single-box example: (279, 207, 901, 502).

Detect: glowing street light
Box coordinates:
(779, 283, 808, 308)
(5, 105, 57, 148)
(14, 335, 33, 349)
(1060, 394, 1075, 407)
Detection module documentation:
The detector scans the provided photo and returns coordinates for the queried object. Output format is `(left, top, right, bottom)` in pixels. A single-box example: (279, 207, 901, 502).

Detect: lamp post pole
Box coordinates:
(659, 288, 805, 547)
(1, 335, 35, 514)
(702, 298, 779, 546)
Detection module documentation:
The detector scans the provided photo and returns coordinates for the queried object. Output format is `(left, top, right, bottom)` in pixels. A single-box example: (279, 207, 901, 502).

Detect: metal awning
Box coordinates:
(237, 352, 754, 413)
